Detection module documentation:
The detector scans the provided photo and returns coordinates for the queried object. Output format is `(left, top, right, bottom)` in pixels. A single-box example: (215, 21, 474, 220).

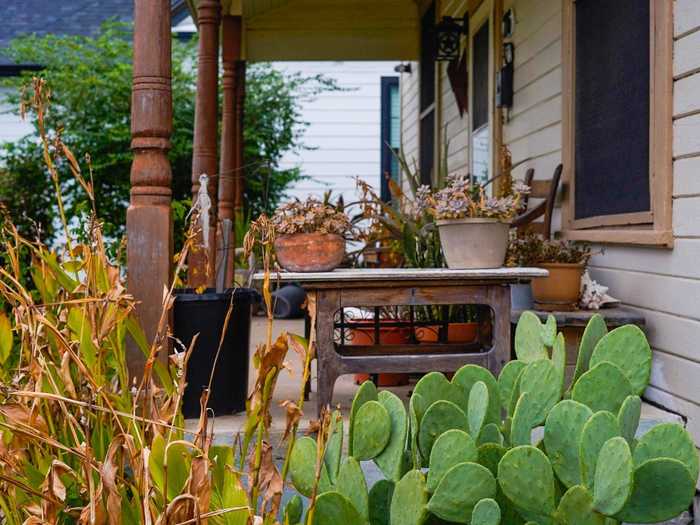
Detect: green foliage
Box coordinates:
(0, 22, 337, 252)
(288, 312, 699, 525)
(351, 400, 392, 461)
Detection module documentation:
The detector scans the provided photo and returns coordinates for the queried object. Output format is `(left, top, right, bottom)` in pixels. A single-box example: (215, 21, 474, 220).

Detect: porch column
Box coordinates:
(218, 15, 243, 287)
(190, 0, 221, 288)
(234, 60, 246, 218)
(127, 0, 173, 375)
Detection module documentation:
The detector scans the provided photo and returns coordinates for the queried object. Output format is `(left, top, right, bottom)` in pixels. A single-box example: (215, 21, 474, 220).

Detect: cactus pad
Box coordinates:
(542, 315, 557, 348)
(284, 495, 303, 525)
(468, 381, 490, 438)
(589, 325, 651, 395)
(519, 359, 561, 424)
(633, 423, 699, 481)
(337, 457, 369, 520)
(543, 400, 592, 488)
(498, 446, 556, 515)
(375, 390, 409, 481)
(413, 371, 466, 419)
(552, 333, 566, 395)
(324, 410, 344, 484)
(453, 364, 501, 424)
(515, 311, 548, 362)
(572, 314, 608, 385)
(472, 498, 502, 525)
(409, 393, 423, 468)
(390, 470, 430, 525)
(498, 360, 526, 413)
(369, 479, 394, 525)
(571, 361, 633, 414)
(349, 380, 378, 456)
(615, 458, 696, 524)
(579, 411, 621, 489)
(592, 437, 633, 515)
(427, 462, 497, 523)
(511, 392, 537, 446)
(556, 485, 604, 525)
(418, 400, 469, 461)
(312, 491, 365, 525)
(617, 395, 641, 447)
(352, 400, 392, 461)
(289, 436, 331, 497)
(478, 423, 504, 446)
(427, 429, 478, 492)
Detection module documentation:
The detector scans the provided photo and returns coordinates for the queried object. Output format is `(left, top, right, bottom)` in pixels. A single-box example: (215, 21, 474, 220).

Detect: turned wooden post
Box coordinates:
(127, 0, 173, 375)
(218, 15, 243, 287)
(234, 60, 246, 218)
(190, 0, 221, 288)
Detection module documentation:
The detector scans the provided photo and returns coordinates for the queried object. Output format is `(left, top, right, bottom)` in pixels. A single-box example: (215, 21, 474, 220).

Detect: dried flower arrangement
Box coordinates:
(271, 195, 353, 237)
(418, 173, 530, 221)
(507, 232, 593, 266)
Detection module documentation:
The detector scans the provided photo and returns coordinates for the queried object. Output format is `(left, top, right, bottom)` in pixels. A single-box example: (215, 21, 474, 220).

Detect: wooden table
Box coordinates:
(254, 268, 547, 413)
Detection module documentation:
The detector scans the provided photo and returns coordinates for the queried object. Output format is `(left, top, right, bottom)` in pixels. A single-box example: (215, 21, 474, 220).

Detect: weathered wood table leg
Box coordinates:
(315, 289, 341, 414)
(487, 284, 511, 376)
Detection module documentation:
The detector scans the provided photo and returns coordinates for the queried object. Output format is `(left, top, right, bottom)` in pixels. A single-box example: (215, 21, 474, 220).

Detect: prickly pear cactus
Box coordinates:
(288, 313, 699, 525)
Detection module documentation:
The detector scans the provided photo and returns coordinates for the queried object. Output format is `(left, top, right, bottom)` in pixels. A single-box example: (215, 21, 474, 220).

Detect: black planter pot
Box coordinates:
(174, 288, 259, 418)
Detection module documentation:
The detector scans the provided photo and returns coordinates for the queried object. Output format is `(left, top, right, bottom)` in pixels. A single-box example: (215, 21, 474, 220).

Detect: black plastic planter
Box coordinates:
(174, 288, 259, 418)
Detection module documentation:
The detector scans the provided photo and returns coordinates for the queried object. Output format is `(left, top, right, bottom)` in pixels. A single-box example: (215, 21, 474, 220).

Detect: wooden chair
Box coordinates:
(511, 164, 562, 240)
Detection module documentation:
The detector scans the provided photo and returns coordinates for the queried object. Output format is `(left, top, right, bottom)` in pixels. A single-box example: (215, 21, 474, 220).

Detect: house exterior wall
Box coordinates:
(0, 87, 32, 144)
(278, 61, 398, 205)
(399, 0, 700, 448)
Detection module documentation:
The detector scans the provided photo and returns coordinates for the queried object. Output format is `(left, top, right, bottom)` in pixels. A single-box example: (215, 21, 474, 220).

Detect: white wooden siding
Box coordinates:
(399, 0, 700, 451)
(399, 61, 420, 172)
(277, 61, 398, 204)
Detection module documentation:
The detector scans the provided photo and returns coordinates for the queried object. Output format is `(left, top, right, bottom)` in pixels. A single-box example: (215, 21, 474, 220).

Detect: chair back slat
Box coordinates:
(511, 164, 563, 240)
(528, 180, 551, 199)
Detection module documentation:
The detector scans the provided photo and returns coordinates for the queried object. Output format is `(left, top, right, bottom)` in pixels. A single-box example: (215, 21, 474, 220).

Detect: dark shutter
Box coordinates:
(574, 0, 651, 220)
(472, 21, 489, 132)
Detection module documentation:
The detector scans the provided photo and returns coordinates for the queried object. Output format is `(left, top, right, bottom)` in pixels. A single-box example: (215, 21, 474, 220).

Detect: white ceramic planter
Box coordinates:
(436, 218, 509, 269)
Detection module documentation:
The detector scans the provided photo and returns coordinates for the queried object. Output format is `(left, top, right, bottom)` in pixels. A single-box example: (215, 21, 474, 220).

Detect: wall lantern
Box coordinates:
(435, 14, 468, 62)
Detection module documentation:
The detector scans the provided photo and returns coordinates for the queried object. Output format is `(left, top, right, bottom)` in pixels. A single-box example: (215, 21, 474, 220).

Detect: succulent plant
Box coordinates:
(287, 312, 699, 525)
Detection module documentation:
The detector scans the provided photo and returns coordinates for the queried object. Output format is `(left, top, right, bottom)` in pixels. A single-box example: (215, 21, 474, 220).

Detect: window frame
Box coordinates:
(561, 0, 673, 247)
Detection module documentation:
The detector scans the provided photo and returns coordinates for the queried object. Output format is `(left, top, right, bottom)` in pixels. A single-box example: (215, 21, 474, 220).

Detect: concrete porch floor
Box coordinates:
(185, 316, 684, 441)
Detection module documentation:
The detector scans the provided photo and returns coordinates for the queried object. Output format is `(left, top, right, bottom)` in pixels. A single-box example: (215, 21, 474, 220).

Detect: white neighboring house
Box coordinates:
(275, 61, 399, 206)
(0, 88, 32, 144)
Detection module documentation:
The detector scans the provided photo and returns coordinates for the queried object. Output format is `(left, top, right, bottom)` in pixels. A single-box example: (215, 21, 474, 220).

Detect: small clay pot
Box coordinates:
(347, 322, 411, 386)
(531, 262, 585, 311)
(415, 322, 479, 343)
(274, 233, 345, 272)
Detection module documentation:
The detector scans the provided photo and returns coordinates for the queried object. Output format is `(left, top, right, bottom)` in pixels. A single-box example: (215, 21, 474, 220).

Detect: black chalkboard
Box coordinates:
(574, 0, 651, 220)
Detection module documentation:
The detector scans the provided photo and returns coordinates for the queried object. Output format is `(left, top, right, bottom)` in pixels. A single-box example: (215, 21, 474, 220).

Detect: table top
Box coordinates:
(252, 267, 548, 284)
(511, 307, 645, 327)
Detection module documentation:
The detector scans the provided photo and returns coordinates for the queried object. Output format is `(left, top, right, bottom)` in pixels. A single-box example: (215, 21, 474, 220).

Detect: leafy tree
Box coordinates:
(0, 22, 336, 251)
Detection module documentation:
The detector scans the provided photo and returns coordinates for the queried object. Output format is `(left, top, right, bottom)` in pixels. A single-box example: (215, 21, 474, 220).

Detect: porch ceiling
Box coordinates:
(215, 0, 419, 61)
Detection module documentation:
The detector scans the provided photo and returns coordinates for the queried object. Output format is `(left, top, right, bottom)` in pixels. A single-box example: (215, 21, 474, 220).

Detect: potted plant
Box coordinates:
(271, 195, 353, 272)
(508, 232, 592, 310)
(421, 174, 529, 269)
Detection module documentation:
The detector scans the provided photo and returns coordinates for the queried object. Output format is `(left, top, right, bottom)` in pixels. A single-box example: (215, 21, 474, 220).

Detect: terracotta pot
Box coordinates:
(274, 233, 345, 272)
(348, 322, 410, 386)
(436, 218, 509, 269)
(531, 262, 585, 311)
(415, 322, 479, 343)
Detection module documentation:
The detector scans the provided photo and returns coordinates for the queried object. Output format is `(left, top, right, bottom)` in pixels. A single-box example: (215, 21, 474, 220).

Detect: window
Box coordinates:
(419, 2, 436, 186)
(471, 18, 491, 184)
(562, 0, 673, 246)
(380, 77, 400, 202)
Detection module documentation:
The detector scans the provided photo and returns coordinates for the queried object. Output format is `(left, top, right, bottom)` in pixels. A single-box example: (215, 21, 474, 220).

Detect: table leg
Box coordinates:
(316, 290, 340, 415)
(488, 284, 511, 376)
